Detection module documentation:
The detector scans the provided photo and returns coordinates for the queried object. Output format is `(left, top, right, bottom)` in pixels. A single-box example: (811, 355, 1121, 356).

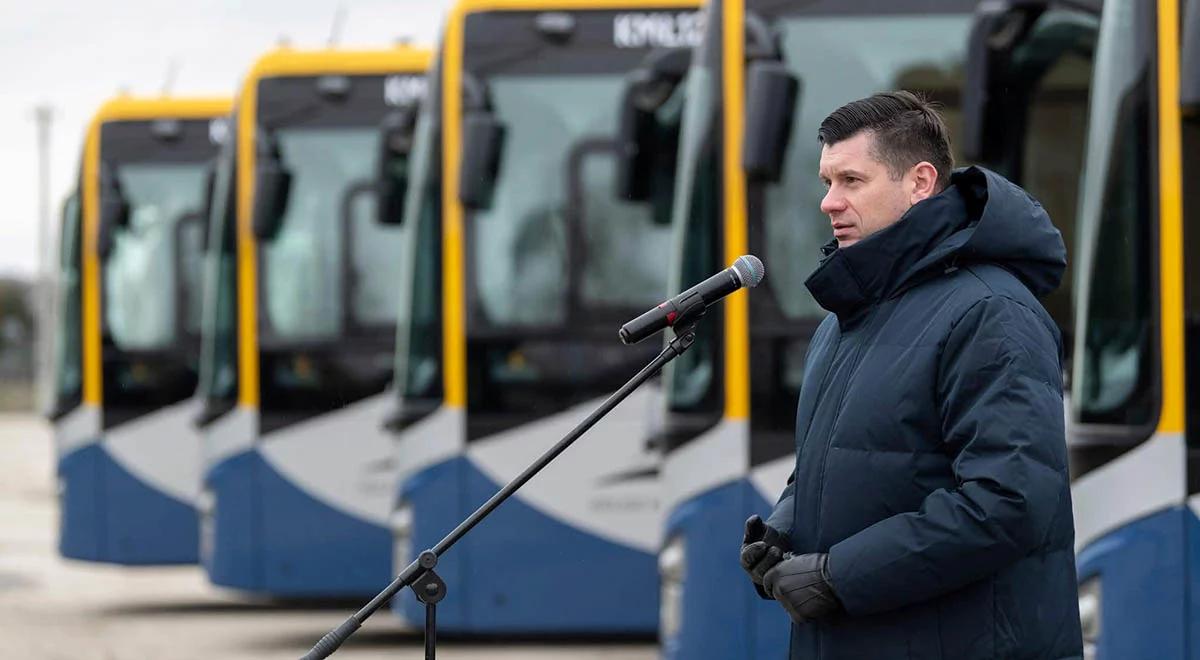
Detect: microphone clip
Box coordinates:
(670, 289, 708, 331)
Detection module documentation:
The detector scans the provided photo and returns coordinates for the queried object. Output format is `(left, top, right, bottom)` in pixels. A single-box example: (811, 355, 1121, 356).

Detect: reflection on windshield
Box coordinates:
(470, 75, 671, 328)
(766, 15, 970, 318)
(262, 126, 402, 342)
(1072, 0, 1154, 425)
(104, 163, 207, 351)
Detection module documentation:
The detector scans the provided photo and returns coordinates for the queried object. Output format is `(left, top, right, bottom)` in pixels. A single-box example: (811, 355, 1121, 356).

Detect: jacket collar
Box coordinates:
(804, 185, 968, 321)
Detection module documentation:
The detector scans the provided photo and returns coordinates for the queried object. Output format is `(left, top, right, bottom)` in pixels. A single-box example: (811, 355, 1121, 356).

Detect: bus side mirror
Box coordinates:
(252, 140, 291, 241)
(742, 61, 799, 183)
(615, 81, 653, 202)
(458, 111, 505, 210)
(1183, 0, 1200, 117)
(962, 2, 1043, 162)
(615, 47, 691, 203)
(377, 109, 417, 225)
(98, 168, 128, 260)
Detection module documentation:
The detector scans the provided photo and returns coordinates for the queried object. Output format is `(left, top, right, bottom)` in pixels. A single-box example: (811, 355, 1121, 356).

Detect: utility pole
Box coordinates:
(328, 3, 346, 46)
(162, 58, 180, 96)
(33, 103, 54, 412)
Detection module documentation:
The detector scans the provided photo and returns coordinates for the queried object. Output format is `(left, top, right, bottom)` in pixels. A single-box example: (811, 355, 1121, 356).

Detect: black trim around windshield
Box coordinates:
(463, 8, 703, 76)
(749, 0, 980, 18)
(99, 119, 219, 165)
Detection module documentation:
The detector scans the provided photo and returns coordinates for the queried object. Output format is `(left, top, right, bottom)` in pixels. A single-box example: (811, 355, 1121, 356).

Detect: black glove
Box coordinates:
(763, 552, 843, 624)
(740, 515, 790, 596)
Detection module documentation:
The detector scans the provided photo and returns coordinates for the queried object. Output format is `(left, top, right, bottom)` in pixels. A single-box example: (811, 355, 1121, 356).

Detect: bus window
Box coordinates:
(1071, 0, 1154, 429)
(53, 191, 83, 414)
(197, 120, 239, 414)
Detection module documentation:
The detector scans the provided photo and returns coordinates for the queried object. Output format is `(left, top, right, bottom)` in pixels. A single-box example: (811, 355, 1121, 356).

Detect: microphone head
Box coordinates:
(731, 255, 765, 288)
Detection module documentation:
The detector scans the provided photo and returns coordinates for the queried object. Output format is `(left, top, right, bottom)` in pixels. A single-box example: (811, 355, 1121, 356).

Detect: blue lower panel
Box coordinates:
(58, 443, 198, 565)
(393, 458, 469, 624)
(1190, 508, 1200, 660)
(1077, 506, 1186, 660)
(394, 456, 658, 633)
(204, 449, 391, 596)
(204, 450, 262, 589)
(661, 479, 790, 660)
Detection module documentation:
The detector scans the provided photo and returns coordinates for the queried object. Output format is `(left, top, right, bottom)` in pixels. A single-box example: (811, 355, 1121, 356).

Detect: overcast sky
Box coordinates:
(0, 0, 452, 279)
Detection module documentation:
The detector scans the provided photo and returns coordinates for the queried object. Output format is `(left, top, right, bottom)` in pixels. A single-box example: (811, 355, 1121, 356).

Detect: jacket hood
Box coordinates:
(805, 166, 1067, 318)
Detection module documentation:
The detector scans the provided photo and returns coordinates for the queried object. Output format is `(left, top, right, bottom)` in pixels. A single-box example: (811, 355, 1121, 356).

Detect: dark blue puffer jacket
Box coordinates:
(765, 167, 1083, 660)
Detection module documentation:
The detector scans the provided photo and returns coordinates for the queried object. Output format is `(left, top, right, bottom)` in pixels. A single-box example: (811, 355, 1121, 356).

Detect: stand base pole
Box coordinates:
(424, 601, 436, 660)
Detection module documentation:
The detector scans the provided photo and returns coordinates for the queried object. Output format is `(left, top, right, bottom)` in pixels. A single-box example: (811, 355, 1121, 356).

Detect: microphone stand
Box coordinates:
(301, 322, 699, 660)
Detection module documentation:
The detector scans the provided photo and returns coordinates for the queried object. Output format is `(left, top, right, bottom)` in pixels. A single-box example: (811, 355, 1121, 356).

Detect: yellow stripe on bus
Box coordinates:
(81, 117, 101, 405)
(722, 0, 750, 420)
(1156, 0, 1185, 434)
(442, 8, 468, 409)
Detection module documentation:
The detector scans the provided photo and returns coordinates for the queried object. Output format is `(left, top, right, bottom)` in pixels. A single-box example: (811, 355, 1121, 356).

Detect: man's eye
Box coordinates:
(845, 177, 859, 184)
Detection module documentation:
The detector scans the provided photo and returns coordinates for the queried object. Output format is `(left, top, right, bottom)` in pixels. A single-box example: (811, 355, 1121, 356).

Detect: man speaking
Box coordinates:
(740, 91, 1084, 659)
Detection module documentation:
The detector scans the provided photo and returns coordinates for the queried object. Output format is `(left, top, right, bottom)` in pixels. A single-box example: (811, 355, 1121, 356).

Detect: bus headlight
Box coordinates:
(391, 501, 414, 573)
(659, 536, 686, 640)
(1079, 576, 1101, 660)
(197, 488, 215, 563)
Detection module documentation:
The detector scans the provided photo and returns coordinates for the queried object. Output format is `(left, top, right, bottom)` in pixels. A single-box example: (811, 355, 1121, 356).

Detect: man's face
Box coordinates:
(818, 132, 916, 249)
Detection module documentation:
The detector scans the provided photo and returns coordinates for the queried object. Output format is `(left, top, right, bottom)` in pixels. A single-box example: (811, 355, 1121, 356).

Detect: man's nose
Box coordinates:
(820, 187, 846, 215)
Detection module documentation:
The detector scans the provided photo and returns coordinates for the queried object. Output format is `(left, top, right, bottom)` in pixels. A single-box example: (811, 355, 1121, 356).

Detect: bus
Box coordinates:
(50, 96, 230, 565)
(976, 0, 1199, 657)
(648, 0, 1093, 657)
(195, 46, 431, 596)
(385, 0, 699, 633)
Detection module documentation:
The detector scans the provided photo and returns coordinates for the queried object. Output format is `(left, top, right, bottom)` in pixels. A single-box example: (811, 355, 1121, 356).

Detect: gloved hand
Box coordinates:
(740, 515, 790, 595)
(763, 552, 843, 625)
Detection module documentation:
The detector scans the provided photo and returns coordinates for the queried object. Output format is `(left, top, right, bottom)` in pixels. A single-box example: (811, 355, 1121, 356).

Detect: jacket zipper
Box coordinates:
(811, 309, 882, 547)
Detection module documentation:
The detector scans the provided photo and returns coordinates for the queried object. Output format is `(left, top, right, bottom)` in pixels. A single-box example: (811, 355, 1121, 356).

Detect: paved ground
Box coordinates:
(0, 414, 658, 659)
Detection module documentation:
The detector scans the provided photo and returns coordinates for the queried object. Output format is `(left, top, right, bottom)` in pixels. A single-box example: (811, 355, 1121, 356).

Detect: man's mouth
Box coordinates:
(832, 223, 854, 239)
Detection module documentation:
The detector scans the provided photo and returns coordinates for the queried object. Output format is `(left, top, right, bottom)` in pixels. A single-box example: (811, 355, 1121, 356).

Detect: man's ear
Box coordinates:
(909, 162, 939, 204)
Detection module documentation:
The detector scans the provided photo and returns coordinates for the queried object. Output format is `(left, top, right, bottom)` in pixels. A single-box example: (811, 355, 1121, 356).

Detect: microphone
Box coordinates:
(620, 255, 764, 345)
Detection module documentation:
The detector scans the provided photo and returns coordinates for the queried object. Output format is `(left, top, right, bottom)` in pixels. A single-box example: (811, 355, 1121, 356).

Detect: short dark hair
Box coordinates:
(818, 91, 953, 191)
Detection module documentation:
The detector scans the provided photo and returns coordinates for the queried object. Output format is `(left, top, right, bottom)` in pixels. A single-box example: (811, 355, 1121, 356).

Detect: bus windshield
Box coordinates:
(104, 162, 208, 351)
(458, 7, 699, 437)
(260, 124, 401, 343)
(468, 72, 673, 330)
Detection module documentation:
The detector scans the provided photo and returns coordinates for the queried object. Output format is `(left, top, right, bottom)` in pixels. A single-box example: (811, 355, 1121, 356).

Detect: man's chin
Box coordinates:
(835, 237, 859, 249)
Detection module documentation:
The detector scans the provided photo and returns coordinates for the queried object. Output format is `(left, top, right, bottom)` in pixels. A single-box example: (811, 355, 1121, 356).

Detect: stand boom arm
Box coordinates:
(300, 327, 697, 660)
